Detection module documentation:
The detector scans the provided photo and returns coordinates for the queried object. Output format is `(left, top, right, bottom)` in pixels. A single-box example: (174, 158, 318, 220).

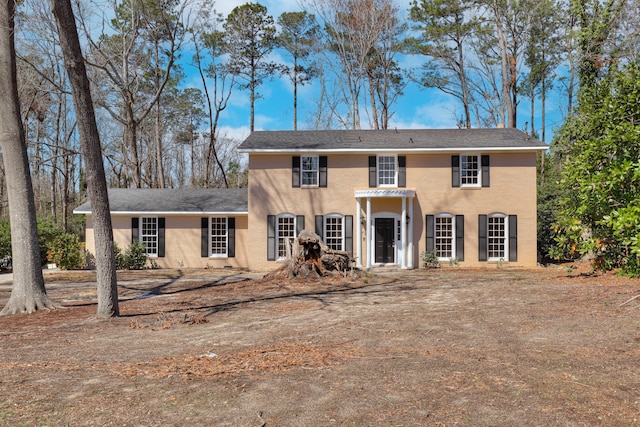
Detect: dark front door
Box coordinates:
(375, 218, 395, 263)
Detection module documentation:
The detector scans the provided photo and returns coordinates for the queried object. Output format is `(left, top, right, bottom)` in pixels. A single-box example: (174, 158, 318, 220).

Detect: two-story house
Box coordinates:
(75, 128, 547, 271)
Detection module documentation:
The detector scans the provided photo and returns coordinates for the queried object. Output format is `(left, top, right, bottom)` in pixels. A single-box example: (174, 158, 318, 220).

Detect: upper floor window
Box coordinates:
(301, 155, 318, 186)
(292, 156, 327, 188)
(377, 155, 397, 186)
(141, 216, 158, 256)
(461, 155, 479, 186)
(452, 155, 490, 188)
(369, 155, 406, 188)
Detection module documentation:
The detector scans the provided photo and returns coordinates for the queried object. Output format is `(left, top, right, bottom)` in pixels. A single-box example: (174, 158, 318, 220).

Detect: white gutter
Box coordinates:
(238, 146, 548, 154)
(73, 210, 249, 216)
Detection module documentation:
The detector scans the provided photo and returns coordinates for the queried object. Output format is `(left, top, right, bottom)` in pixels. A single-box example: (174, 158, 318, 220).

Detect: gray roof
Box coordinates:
(73, 188, 248, 215)
(238, 128, 547, 152)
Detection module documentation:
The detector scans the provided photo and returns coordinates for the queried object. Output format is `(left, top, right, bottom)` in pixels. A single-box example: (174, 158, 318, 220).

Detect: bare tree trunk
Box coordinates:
(52, 0, 119, 318)
(155, 101, 165, 188)
(0, 0, 54, 315)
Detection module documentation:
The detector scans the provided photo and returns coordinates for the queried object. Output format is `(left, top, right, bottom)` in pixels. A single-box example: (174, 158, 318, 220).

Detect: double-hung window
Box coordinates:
(435, 215, 454, 259)
(277, 215, 296, 259)
(324, 215, 344, 251)
(487, 214, 507, 260)
(452, 154, 489, 188)
(210, 217, 228, 257)
(461, 155, 479, 186)
(140, 217, 158, 256)
(377, 155, 397, 186)
(301, 155, 319, 186)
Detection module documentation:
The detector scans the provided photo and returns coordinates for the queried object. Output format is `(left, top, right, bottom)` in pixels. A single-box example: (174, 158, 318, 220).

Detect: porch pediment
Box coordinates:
(354, 189, 416, 199)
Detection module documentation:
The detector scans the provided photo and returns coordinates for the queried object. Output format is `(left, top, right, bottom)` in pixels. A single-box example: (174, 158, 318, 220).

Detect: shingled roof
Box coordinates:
(73, 188, 248, 215)
(238, 128, 547, 152)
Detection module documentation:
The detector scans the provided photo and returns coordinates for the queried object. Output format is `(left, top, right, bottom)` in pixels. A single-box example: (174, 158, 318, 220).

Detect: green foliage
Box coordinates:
(0, 219, 11, 270)
(537, 153, 566, 262)
(125, 241, 148, 270)
(421, 249, 441, 269)
(113, 242, 127, 270)
(47, 233, 85, 270)
(37, 218, 67, 266)
(113, 241, 147, 270)
(552, 62, 640, 275)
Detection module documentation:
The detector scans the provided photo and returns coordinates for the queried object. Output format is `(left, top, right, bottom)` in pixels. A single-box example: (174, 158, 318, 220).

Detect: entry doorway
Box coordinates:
(375, 218, 395, 263)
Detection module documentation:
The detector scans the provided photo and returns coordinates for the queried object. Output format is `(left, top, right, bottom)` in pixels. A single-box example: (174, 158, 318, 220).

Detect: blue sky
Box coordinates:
(191, 0, 564, 144)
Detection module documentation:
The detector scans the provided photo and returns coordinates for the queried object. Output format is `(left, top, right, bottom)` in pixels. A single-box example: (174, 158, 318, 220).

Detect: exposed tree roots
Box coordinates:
(265, 230, 359, 279)
(0, 294, 59, 316)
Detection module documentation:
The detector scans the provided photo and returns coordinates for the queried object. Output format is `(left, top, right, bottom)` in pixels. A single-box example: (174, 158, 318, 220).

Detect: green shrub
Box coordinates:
(37, 218, 67, 267)
(47, 233, 85, 270)
(124, 241, 147, 270)
(0, 219, 11, 270)
(421, 249, 440, 269)
(113, 242, 127, 270)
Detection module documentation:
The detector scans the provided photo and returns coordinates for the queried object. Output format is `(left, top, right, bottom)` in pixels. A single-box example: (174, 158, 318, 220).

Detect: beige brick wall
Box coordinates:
(247, 151, 539, 271)
(84, 214, 248, 269)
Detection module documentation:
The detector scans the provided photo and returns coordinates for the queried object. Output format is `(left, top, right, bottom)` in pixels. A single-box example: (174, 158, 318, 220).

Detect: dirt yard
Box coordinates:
(1, 265, 639, 426)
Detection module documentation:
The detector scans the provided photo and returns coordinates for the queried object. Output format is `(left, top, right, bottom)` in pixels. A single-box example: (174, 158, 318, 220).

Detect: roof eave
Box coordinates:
(238, 146, 548, 154)
(73, 210, 249, 216)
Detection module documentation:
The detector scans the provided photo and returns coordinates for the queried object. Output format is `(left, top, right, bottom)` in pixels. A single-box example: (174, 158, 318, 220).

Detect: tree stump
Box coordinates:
(266, 230, 356, 279)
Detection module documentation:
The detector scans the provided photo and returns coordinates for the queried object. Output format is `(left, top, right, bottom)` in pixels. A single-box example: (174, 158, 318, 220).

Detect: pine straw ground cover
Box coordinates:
(0, 265, 639, 426)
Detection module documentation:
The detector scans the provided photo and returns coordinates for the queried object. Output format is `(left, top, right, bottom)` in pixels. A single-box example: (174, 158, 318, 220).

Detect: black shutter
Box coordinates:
(398, 156, 406, 188)
(228, 218, 235, 258)
(131, 217, 139, 243)
(481, 155, 490, 187)
(296, 215, 305, 235)
(425, 215, 435, 252)
(509, 215, 517, 261)
(292, 156, 301, 188)
(369, 156, 377, 187)
(267, 215, 276, 261)
(452, 156, 460, 187)
(157, 218, 165, 257)
(315, 215, 323, 238)
(345, 215, 353, 256)
(319, 156, 328, 187)
(455, 215, 464, 261)
(201, 218, 208, 257)
(478, 215, 488, 261)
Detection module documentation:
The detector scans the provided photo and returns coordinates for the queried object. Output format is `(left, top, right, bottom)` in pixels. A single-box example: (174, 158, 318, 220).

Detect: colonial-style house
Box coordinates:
(75, 128, 547, 271)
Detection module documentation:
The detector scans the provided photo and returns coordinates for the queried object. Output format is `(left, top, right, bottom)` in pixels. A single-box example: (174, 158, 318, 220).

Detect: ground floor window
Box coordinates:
(488, 214, 507, 260)
(141, 217, 158, 256)
(210, 217, 228, 257)
(278, 215, 296, 259)
(435, 215, 454, 259)
(324, 215, 344, 251)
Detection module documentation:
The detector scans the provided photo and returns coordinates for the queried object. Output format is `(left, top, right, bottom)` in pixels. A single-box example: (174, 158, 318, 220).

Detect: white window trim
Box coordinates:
(276, 213, 297, 260)
(301, 155, 319, 187)
(324, 214, 345, 251)
(209, 216, 228, 258)
(140, 216, 158, 257)
(460, 153, 481, 188)
(377, 154, 398, 188)
(487, 213, 509, 261)
(435, 213, 456, 261)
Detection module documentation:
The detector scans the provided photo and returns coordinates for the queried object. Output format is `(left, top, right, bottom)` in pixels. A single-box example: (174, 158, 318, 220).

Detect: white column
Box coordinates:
(401, 197, 407, 269)
(366, 197, 372, 268)
(408, 198, 414, 268)
(356, 198, 362, 267)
